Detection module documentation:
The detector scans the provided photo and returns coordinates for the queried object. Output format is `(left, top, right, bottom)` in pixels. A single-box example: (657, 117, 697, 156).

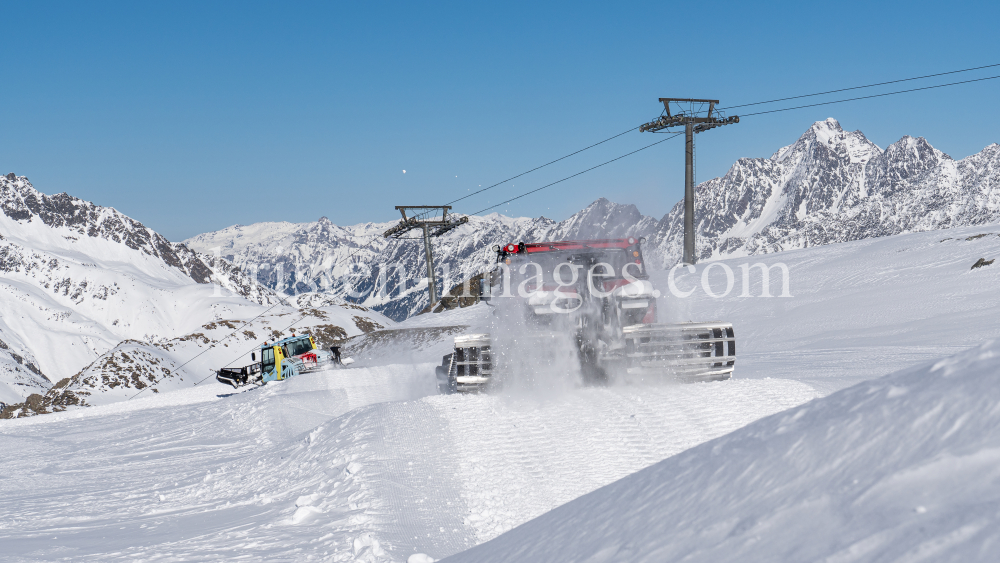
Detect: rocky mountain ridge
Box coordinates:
(648, 118, 1000, 264)
(0, 174, 277, 304)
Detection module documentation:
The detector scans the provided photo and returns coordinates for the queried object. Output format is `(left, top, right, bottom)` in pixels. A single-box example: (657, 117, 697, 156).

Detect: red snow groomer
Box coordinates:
(436, 237, 736, 392)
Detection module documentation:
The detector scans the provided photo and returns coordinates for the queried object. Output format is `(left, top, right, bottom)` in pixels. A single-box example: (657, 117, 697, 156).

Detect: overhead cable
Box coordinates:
(740, 74, 1000, 117)
(470, 132, 683, 215)
(447, 126, 639, 206)
(723, 62, 1000, 109)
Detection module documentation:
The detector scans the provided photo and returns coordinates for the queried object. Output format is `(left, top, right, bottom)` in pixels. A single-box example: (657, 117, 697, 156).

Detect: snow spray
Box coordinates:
(487, 270, 584, 399)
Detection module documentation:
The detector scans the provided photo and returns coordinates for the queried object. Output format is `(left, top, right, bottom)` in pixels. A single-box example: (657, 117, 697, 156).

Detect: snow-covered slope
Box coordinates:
(3, 224, 999, 560)
(655, 223, 1000, 395)
(186, 119, 1000, 322)
(445, 338, 1000, 563)
(0, 175, 388, 408)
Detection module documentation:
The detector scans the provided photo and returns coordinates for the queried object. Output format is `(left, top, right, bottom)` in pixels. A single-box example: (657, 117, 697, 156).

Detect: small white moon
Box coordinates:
(402, 170, 406, 173)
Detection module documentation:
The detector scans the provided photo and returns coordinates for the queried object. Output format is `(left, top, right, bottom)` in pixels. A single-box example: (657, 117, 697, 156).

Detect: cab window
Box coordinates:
(286, 337, 314, 357)
(261, 347, 275, 373)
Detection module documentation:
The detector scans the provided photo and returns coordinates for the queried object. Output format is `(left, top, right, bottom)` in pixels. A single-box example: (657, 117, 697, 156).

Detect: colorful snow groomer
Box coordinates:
(216, 333, 336, 389)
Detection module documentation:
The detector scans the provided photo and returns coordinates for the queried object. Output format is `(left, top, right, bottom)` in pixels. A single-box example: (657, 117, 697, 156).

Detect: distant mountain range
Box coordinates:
(183, 198, 656, 321)
(185, 119, 1000, 320)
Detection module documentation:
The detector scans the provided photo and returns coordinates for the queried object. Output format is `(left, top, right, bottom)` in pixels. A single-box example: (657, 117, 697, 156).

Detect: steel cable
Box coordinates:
(739, 74, 1000, 117)
(722, 62, 1000, 110)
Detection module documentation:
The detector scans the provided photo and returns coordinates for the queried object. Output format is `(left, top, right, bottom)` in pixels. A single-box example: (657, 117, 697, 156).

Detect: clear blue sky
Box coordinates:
(3, 0, 998, 241)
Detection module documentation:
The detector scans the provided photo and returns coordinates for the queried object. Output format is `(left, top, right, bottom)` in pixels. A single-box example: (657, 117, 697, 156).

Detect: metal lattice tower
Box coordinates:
(640, 98, 739, 265)
(383, 206, 468, 306)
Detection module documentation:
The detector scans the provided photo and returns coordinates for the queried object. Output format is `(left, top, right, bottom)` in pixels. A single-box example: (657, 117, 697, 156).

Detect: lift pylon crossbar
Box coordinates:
(640, 98, 739, 265)
(640, 98, 739, 133)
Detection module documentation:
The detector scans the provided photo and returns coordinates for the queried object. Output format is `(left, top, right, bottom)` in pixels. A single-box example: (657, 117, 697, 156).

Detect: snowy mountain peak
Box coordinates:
(771, 119, 881, 167)
(809, 116, 843, 141)
(882, 134, 950, 167)
(1, 175, 209, 283)
(769, 119, 846, 161)
(553, 197, 655, 240)
(644, 118, 999, 265)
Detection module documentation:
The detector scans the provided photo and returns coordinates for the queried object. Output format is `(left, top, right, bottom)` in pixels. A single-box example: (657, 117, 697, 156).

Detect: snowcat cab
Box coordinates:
(436, 237, 736, 393)
(497, 238, 656, 329)
(216, 333, 334, 389)
(259, 333, 333, 383)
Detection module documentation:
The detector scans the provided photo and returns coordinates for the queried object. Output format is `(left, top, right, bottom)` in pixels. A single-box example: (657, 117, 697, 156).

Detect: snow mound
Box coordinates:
(445, 339, 1000, 563)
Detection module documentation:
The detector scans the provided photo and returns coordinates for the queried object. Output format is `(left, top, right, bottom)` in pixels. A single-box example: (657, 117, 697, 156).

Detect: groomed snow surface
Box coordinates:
(0, 364, 441, 561)
(447, 338, 1000, 563)
(3, 224, 1000, 561)
(0, 364, 813, 562)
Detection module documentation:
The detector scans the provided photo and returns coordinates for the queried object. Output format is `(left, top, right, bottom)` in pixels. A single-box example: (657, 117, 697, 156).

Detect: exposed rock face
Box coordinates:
(2, 176, 203, 281)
